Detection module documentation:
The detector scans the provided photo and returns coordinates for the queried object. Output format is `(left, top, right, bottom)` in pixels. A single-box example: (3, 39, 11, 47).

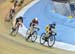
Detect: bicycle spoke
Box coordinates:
(48, 36, 55, 47)
(31, 31, 37, 42)
(40, 33, 46, 45)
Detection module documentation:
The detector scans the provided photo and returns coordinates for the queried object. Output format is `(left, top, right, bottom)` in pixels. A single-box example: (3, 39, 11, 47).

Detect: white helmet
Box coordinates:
(35, 17, 38, 21)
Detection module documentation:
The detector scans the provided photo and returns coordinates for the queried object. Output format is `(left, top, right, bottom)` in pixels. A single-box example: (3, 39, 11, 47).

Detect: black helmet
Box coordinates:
(18, 16, 23, 22)
(51, 22, 56, 28)
(16, 16, 23, 24)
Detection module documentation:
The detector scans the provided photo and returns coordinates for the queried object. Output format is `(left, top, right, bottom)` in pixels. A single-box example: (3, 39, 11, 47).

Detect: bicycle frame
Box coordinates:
(25, 26, 39, 41)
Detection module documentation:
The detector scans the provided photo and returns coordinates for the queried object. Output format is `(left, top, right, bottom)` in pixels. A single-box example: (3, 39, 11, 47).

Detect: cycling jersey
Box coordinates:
(45, 25, 52, 34)
(30, 19, 38, 27)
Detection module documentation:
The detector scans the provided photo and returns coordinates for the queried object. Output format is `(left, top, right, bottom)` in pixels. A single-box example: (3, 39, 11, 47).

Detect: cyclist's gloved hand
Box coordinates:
(37, 28, 40, 31)
(52, 29, 56, 36)
(55, 33, 57, 36)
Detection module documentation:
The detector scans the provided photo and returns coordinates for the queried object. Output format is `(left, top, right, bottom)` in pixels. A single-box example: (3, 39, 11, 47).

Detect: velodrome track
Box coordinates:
(0, 0, 75, 54)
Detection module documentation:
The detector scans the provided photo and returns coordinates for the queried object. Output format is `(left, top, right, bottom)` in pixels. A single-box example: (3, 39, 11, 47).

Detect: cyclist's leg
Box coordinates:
(26, 33, 32, 40)
(26, 27, 31, 40)
(26, 26, 34, 40)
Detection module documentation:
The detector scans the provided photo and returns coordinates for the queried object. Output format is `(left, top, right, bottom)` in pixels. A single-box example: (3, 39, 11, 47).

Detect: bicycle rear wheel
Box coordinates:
(48, 35, 55, 47)
(10, 28, 18, 36)
(31, 31, 37, 42)
(25, 29, 30, 40)
(40, 33, 46, 45)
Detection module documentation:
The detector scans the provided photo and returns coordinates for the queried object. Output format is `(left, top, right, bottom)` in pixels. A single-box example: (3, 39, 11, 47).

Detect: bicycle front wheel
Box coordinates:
(48, 35, 55, 47)
(31, 31, 37, 42)
(40, 33, 46, 45)
(25, 29, 30, 40)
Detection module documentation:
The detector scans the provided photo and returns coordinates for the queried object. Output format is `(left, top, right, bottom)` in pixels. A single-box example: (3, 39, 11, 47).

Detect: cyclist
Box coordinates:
(10, 16, 23, 35)
(43, 23, 56, 40)
(26, 18, 39, 40)
(9, 7, 15, 20)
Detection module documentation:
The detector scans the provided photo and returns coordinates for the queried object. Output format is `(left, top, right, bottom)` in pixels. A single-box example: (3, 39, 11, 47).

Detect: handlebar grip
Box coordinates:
(52, 32, 57, 36)
(37, 28, 40, 31)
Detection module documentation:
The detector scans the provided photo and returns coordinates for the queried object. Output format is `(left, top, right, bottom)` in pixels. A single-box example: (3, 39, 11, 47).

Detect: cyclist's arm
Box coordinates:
(29, 22, 32, 27)
(18, 22, 23, 27)
(52, 29, 56, 35)
(20, 23, 23, 27)
(34, 25, 40, 31)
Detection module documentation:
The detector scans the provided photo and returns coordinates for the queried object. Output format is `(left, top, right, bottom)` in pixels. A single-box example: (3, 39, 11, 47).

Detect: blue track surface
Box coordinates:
(23, 0, 75, 44)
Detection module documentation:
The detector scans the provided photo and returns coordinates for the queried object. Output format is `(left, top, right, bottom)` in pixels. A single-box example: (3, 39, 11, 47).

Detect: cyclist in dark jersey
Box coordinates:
(43, 23, 56, 40)
(11, 16, 23, 34)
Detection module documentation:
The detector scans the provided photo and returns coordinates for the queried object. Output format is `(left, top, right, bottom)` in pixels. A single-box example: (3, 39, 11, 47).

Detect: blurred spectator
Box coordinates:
(70, 3, 75, 11)
(70, 3, 75, 17)
(11, 0, 14, 2)
(18, 0, 24, 6)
